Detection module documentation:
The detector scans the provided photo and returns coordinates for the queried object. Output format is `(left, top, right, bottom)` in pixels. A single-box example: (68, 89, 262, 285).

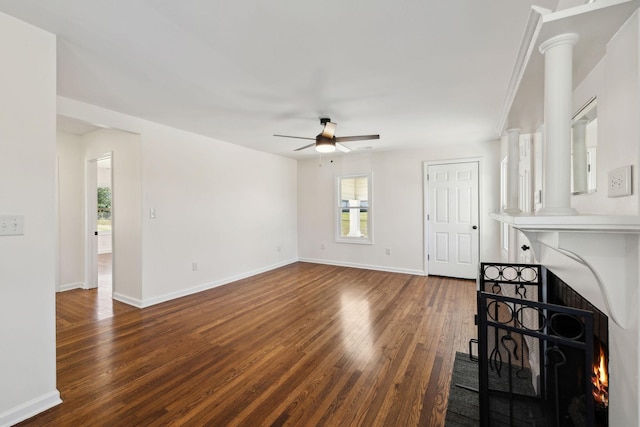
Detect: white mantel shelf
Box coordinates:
(491, 212, 640, 329)
(490, 212, 640, 233)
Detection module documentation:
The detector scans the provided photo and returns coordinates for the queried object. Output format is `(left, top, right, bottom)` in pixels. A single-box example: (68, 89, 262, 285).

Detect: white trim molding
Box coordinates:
(0, 390, 61, 427)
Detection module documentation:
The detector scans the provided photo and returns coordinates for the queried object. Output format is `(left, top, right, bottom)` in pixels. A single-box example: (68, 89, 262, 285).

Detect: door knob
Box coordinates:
(521, 244, 530, 251)
(472, 225, 478, 230)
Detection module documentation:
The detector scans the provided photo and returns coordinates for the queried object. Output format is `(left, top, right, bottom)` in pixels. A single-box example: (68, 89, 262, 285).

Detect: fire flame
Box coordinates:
(592, 345, 608, 408)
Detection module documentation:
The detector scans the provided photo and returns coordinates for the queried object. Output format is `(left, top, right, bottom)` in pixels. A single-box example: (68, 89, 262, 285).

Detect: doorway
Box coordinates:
(87, 154, 113, 297)
(424, 160, 480, 279)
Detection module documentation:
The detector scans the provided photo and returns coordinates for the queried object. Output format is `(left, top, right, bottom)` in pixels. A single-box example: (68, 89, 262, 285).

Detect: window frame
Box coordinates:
(335, 173, 373, 245)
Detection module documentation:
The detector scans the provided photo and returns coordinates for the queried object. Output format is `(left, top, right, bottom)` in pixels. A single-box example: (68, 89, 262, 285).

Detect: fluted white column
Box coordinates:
(537, 33, 579, 215)
(572, 119, 588, 194)
(504, 128, 522, 213)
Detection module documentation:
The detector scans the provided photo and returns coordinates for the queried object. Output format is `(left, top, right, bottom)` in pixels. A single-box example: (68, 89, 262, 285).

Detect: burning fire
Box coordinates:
(592, 345, 608, 409)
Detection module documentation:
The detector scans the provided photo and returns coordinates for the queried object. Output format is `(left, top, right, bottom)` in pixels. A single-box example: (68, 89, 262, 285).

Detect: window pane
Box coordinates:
(97, 186, 112, 232)
(337, 174, 371, 243)
(340, 208, 368, 238)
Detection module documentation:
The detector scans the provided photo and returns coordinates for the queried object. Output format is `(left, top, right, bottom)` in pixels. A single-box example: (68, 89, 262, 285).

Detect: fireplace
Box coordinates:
(475, 263, 609, 427)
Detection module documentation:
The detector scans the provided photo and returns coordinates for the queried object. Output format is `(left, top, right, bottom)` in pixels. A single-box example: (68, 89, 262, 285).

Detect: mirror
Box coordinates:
(571, 97, 597, 194)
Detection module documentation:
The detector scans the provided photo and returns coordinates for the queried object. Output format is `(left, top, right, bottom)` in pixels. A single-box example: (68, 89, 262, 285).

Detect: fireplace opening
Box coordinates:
(547, 269, 609, 426)
(592, 342, 608, 411)
(476, 263, 609, 427)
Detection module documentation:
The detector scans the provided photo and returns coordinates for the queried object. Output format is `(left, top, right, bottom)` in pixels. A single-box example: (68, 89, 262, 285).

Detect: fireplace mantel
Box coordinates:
(490, 212, 640, 232)
(491, 212, 640, 328)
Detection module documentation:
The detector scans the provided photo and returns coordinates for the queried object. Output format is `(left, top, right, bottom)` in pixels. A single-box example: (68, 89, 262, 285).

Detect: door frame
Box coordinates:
(84, 152, 113, 291)
(423, 157, 482, 277)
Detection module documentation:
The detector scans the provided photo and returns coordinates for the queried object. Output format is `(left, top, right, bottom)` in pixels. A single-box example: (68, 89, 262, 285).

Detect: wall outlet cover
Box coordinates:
(608, 165, 632, 198)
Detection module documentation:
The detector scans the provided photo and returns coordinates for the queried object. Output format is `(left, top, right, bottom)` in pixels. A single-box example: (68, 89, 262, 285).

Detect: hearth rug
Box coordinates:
(444, 352, 541, 427)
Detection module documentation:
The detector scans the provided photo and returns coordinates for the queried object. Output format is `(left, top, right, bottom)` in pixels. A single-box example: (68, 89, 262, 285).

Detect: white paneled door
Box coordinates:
(426, 161, 479, 279)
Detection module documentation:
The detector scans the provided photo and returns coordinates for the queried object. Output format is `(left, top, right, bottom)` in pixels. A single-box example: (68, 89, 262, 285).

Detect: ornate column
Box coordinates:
(504, 128, 522, 213)
(537, 33, 579, 215)
(572, 119, 589, 194)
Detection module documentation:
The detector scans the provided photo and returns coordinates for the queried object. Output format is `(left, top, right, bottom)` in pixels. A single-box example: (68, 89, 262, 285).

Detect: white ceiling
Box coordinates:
(0, 0, 561, 158)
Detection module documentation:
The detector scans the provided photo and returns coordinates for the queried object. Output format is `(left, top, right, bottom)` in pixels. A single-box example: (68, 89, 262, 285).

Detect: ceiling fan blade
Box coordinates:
(294, 142, 317, 151)
(334, 134, 380, 143)
(321, 122, 337, 138)
(335, 143, 351, 153)
(273, 134, 315, 141)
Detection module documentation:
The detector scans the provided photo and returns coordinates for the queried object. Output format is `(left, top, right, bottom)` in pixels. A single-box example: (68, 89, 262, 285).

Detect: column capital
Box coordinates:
(538, 33, 579, 54)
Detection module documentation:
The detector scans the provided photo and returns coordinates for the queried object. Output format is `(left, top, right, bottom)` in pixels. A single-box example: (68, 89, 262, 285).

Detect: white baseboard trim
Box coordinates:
(106, 258, 420, 309)
(0, 390, 61, 427)
(112, 292, 144, 308)
(115, 259, 298, 309)
(297, 257, 425, 276)
(57, 282, 84, 292)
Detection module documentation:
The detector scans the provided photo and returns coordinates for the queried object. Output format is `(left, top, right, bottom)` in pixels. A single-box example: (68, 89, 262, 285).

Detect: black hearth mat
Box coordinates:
(445, 352, 547, 427)
(444, 352, 480, 427)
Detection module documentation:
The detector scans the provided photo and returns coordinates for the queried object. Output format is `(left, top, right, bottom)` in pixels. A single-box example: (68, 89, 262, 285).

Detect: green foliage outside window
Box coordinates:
(97, 187, 112, 231)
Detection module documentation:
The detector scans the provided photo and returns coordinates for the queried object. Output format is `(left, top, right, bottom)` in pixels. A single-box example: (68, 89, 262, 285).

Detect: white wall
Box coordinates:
(57, 97, 298, 308)
(56, 132, 85, 290)
(297, 142, 501, 274)
(577, 13, 640, 426)
(140, 125, 297, 305)
(0, 12, 61, 426)
(570, 13, 639, 215)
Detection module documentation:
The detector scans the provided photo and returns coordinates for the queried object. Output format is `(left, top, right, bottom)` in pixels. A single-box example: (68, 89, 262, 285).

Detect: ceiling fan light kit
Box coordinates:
(315, 137, 336, 153)
(274, 118, 380, 153)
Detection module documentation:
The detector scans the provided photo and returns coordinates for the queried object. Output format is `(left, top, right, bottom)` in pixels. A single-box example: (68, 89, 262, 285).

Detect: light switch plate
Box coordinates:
(0, 215, 24, 236)
(608, 165, 632, 197)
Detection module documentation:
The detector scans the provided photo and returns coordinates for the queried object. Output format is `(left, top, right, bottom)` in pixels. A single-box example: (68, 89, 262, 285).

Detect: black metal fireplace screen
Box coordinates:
(475, 262, 599, 427)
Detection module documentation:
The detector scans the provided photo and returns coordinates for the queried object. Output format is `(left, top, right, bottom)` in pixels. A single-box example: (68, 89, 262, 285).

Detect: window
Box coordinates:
(336, 174, 372, 244)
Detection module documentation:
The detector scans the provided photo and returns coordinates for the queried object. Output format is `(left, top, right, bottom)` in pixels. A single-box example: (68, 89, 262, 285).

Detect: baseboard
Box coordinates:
(57, 282, 84, 292)
(0, 390, 61, 427)
(111, 257, 418, 309)
(297, 257, 425, 276)
(112, 292, 144, 308)
(136, 259, 298, 308)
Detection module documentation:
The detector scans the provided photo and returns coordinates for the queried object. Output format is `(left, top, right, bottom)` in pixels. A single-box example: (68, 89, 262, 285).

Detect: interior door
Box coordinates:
(427, 161, 479, 279)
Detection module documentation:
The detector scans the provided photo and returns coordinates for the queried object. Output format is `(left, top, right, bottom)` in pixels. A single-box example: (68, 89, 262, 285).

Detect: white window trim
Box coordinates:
(335, 173, 373, 245)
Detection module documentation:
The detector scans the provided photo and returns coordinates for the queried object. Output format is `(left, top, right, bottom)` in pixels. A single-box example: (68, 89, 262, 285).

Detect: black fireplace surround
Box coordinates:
(474, 262, 609, 427)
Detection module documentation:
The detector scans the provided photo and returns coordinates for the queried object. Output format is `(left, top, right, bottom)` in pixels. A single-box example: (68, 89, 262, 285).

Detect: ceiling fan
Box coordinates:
(274, 118, 380, 153)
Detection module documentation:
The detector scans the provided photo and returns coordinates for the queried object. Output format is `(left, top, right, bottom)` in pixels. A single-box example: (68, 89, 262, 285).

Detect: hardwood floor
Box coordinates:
(19, 263, 477, 426)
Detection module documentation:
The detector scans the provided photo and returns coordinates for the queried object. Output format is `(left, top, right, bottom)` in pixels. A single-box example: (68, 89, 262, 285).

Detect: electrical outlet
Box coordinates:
(385, 248, 391, 255)
(0, 215, 24, 236)
(608, 166, 632, 198)
(192, 262, 198, 271)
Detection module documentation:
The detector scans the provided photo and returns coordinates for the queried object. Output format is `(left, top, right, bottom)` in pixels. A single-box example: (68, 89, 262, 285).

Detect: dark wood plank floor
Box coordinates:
(19, 262, 477, 426)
